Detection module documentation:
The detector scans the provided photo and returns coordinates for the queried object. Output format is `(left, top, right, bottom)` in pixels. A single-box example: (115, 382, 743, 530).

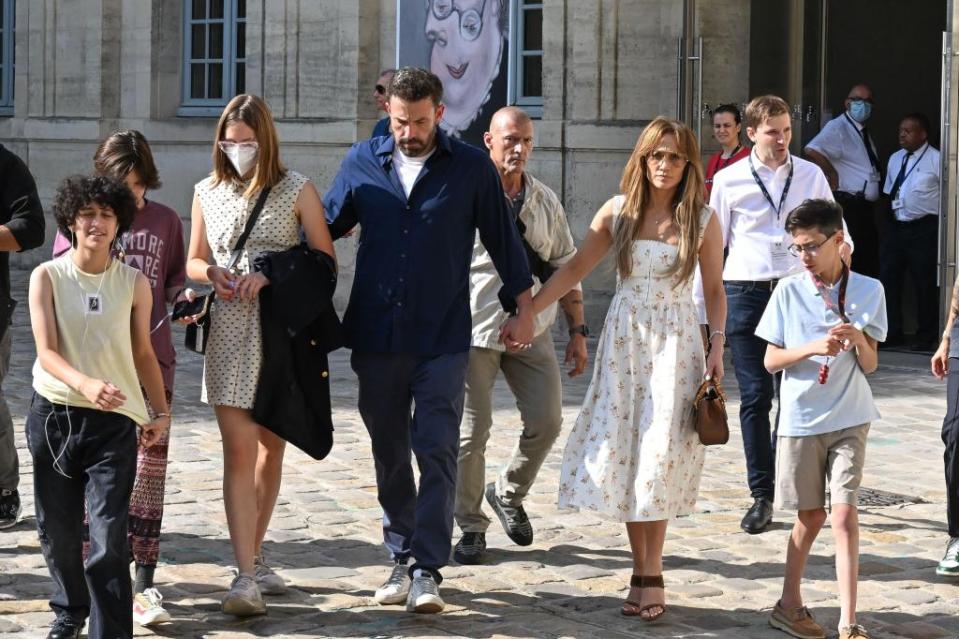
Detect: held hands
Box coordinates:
(932, 339, 950, 380)
(499, 311, 535, 352)
(565, 335, 588, 377)
(138, 415, 170, 448)
(79, 377, 126, 411)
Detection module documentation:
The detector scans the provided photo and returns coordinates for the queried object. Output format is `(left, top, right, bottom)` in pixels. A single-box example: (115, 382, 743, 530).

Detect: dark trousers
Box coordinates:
(835, 191, 880, 280)
(351, 351, 469, 583)
(943, 359, 959, 537)
(26, 393, 137, 639)
(725, 282, 778, 500)
(879, 215, 939, 342)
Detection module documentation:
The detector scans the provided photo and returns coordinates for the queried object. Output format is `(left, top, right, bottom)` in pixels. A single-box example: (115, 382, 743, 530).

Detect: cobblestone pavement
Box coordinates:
(0, 268, 957, 638)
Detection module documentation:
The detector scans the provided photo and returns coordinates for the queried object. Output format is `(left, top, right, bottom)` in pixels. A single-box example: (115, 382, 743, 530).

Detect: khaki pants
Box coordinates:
(455, 330, 563, 533)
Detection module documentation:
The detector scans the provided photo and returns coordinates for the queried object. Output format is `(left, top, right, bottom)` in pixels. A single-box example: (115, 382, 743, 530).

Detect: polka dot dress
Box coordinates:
(195, 170, 308, 408)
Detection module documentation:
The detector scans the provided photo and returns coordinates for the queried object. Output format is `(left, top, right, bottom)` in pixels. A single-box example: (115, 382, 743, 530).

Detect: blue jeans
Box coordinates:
(725, 282, 778, 501)
(26, 393, 137, 639)
(351, 351, 469, 584)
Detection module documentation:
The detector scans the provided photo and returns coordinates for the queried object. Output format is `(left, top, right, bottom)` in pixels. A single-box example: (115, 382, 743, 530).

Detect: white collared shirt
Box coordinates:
(709, 149, 849, 281)
(469, 172, 580, 351)
(805, 113, 881, 200)
(883, 142, 940, 222)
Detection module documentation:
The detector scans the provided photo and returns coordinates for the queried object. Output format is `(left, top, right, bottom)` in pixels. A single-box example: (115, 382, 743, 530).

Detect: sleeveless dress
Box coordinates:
(557, 197, 712, 522)
(195, 170, 309, 408)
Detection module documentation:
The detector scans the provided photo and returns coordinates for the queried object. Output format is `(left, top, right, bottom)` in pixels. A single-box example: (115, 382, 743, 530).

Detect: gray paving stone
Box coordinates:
(1, 267, 956, 638)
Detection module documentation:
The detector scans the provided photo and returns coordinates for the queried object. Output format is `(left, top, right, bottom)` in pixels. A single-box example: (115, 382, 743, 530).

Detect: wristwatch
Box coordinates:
(568, 324, 590, 337)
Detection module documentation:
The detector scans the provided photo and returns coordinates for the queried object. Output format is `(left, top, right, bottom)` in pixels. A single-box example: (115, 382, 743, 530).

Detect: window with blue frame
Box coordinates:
(0, 0, 15, 116)
(510, 0, 542, 116)
(181, 0, 246, 115)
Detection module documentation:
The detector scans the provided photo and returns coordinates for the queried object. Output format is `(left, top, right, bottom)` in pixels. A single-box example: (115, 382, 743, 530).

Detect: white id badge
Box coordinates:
(892, 198, 904, 210)
(770, 238, 792, 272)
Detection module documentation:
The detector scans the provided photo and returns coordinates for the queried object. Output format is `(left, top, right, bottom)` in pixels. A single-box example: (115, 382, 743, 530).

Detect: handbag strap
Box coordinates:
(227, 186, 272, 272)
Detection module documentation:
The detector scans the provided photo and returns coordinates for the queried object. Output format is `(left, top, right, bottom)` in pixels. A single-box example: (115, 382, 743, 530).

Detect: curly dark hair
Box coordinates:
(53, 175, 137, 242)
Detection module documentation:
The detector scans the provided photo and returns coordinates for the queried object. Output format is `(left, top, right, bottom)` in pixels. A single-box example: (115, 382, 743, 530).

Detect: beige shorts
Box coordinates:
(775, 424, 870, 511)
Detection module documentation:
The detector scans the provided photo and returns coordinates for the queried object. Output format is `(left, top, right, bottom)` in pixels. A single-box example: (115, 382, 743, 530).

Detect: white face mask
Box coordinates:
(219, 142, 259, 177)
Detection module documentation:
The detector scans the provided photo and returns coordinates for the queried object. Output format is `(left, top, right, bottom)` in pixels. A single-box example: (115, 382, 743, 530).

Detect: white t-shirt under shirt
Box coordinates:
(754, 270, 887, 437)
(393, 146, 436, 198)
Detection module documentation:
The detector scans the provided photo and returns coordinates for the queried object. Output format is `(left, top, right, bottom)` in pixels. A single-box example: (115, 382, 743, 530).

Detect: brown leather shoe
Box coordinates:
(839, 625, 870, 639)
(769, 600, 826, 639)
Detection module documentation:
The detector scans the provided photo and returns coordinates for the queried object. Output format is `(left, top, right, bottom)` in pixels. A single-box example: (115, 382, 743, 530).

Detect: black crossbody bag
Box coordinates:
(186, 187, 271, 354)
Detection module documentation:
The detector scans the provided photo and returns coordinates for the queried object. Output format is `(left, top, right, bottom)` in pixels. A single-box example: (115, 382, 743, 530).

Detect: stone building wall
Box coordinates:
(0, 0, 750, 327)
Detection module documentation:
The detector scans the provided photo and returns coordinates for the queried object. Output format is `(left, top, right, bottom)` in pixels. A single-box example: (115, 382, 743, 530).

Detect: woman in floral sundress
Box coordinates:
(529, 117, 726, 621)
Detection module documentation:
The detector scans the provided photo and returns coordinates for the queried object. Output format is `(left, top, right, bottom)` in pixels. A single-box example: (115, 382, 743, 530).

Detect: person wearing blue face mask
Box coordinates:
(805, 84, 882, 280)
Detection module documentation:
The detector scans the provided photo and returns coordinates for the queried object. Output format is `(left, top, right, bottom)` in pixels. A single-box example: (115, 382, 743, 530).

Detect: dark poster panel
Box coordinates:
(397, 0, 509, 147)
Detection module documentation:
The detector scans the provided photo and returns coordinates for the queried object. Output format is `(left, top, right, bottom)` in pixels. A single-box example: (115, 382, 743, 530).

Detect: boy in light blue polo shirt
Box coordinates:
(755, 199, 886, 639)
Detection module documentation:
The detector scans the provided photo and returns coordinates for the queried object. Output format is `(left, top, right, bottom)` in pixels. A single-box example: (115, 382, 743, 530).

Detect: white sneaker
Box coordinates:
(374, 561, 411, 605)
(254, 555, 287, 595)
(405, 569, 444, 614)
(132, 588, 171, 626)
(222, 573, 266, 617)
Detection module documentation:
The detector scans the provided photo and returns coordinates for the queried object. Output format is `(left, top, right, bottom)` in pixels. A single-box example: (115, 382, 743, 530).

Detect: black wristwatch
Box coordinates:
(568, 324, 590, 337)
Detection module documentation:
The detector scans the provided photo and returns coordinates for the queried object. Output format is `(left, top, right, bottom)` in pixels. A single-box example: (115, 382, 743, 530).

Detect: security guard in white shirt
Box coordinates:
(805, 84, 882, 279)
(880, 112, 940, 350)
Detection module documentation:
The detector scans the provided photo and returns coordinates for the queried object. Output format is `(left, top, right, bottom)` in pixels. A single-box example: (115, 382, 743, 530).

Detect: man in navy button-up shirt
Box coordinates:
(323, 67, 534, 612)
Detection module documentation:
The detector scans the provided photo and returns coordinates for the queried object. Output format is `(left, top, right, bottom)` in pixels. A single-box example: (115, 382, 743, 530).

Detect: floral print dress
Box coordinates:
(558, 196, 711, 522)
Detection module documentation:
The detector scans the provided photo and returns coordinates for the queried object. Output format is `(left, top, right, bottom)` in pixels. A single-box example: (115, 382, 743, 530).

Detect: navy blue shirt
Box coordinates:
(323, 129, 533, 355)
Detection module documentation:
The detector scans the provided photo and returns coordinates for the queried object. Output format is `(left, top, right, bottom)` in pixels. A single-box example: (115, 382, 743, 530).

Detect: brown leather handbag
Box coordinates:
(694, 378, 729, 445)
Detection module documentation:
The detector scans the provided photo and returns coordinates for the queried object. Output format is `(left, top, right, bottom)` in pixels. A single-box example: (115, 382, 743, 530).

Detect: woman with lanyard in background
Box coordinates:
(704, 104, 750, 199)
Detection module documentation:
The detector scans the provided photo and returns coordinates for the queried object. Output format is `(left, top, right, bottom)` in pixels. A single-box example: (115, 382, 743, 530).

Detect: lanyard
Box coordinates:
(843, 113, 879, 171)
(897, 145, 929, 187)
(810, 264, 850, 323)
(810, 264, 850, 384)
(748, 155, 794, 219)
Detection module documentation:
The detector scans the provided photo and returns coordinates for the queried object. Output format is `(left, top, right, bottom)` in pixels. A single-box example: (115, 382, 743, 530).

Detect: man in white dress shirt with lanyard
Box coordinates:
(880, 112, 940, 350)
(805, 84, 881, 279)
(710, 95, 852, 535)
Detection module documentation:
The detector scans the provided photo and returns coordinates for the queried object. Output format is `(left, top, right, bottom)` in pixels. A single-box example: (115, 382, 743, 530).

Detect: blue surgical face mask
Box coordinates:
(848, 99, 872, 123)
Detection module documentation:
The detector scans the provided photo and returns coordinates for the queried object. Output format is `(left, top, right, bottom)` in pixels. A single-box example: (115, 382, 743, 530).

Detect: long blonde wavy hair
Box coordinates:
(613, 117, 705, 286)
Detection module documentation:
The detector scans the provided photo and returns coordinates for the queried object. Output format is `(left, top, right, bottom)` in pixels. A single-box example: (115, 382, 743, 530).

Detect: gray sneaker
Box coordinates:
(254, 555, 287, 595)
(936, 537, 959, 577)
(374, 561, 410, 605)
(222, 573, 266, 617)
(406, 569, 444, 614)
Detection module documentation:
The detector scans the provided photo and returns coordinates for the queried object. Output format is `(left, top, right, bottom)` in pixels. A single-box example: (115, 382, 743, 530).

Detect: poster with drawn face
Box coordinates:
(397, 0, 509, 147)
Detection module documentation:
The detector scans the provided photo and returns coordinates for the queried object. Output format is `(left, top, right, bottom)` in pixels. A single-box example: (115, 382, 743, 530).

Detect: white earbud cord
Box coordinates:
(45, 254, 110, 479)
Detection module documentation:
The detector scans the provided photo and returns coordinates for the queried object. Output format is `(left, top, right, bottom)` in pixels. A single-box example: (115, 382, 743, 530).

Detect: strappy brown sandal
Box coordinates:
(620, 575, 644, 616)
(638, 574, 666, 622)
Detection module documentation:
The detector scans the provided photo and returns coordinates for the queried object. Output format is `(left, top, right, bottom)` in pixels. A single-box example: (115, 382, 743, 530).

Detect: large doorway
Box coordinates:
(689, 0, 950, 342)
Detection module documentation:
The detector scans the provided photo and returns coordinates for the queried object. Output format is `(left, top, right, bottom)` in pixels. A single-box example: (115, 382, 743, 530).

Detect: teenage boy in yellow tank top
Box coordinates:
(26, 175, 169, 639)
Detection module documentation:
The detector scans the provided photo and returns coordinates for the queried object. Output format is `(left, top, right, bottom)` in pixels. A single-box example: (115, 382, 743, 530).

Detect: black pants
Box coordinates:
(879, 215, 939, 342)
(26, 393, 137, 639)
(351, 351, 469, 584)
(835, 191, 880, 280)
(944, 360, 959, 538)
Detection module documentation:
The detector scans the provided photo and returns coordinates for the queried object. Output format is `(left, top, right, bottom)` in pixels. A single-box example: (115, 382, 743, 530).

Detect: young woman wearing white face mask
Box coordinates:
(185, 94, 335, 616)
